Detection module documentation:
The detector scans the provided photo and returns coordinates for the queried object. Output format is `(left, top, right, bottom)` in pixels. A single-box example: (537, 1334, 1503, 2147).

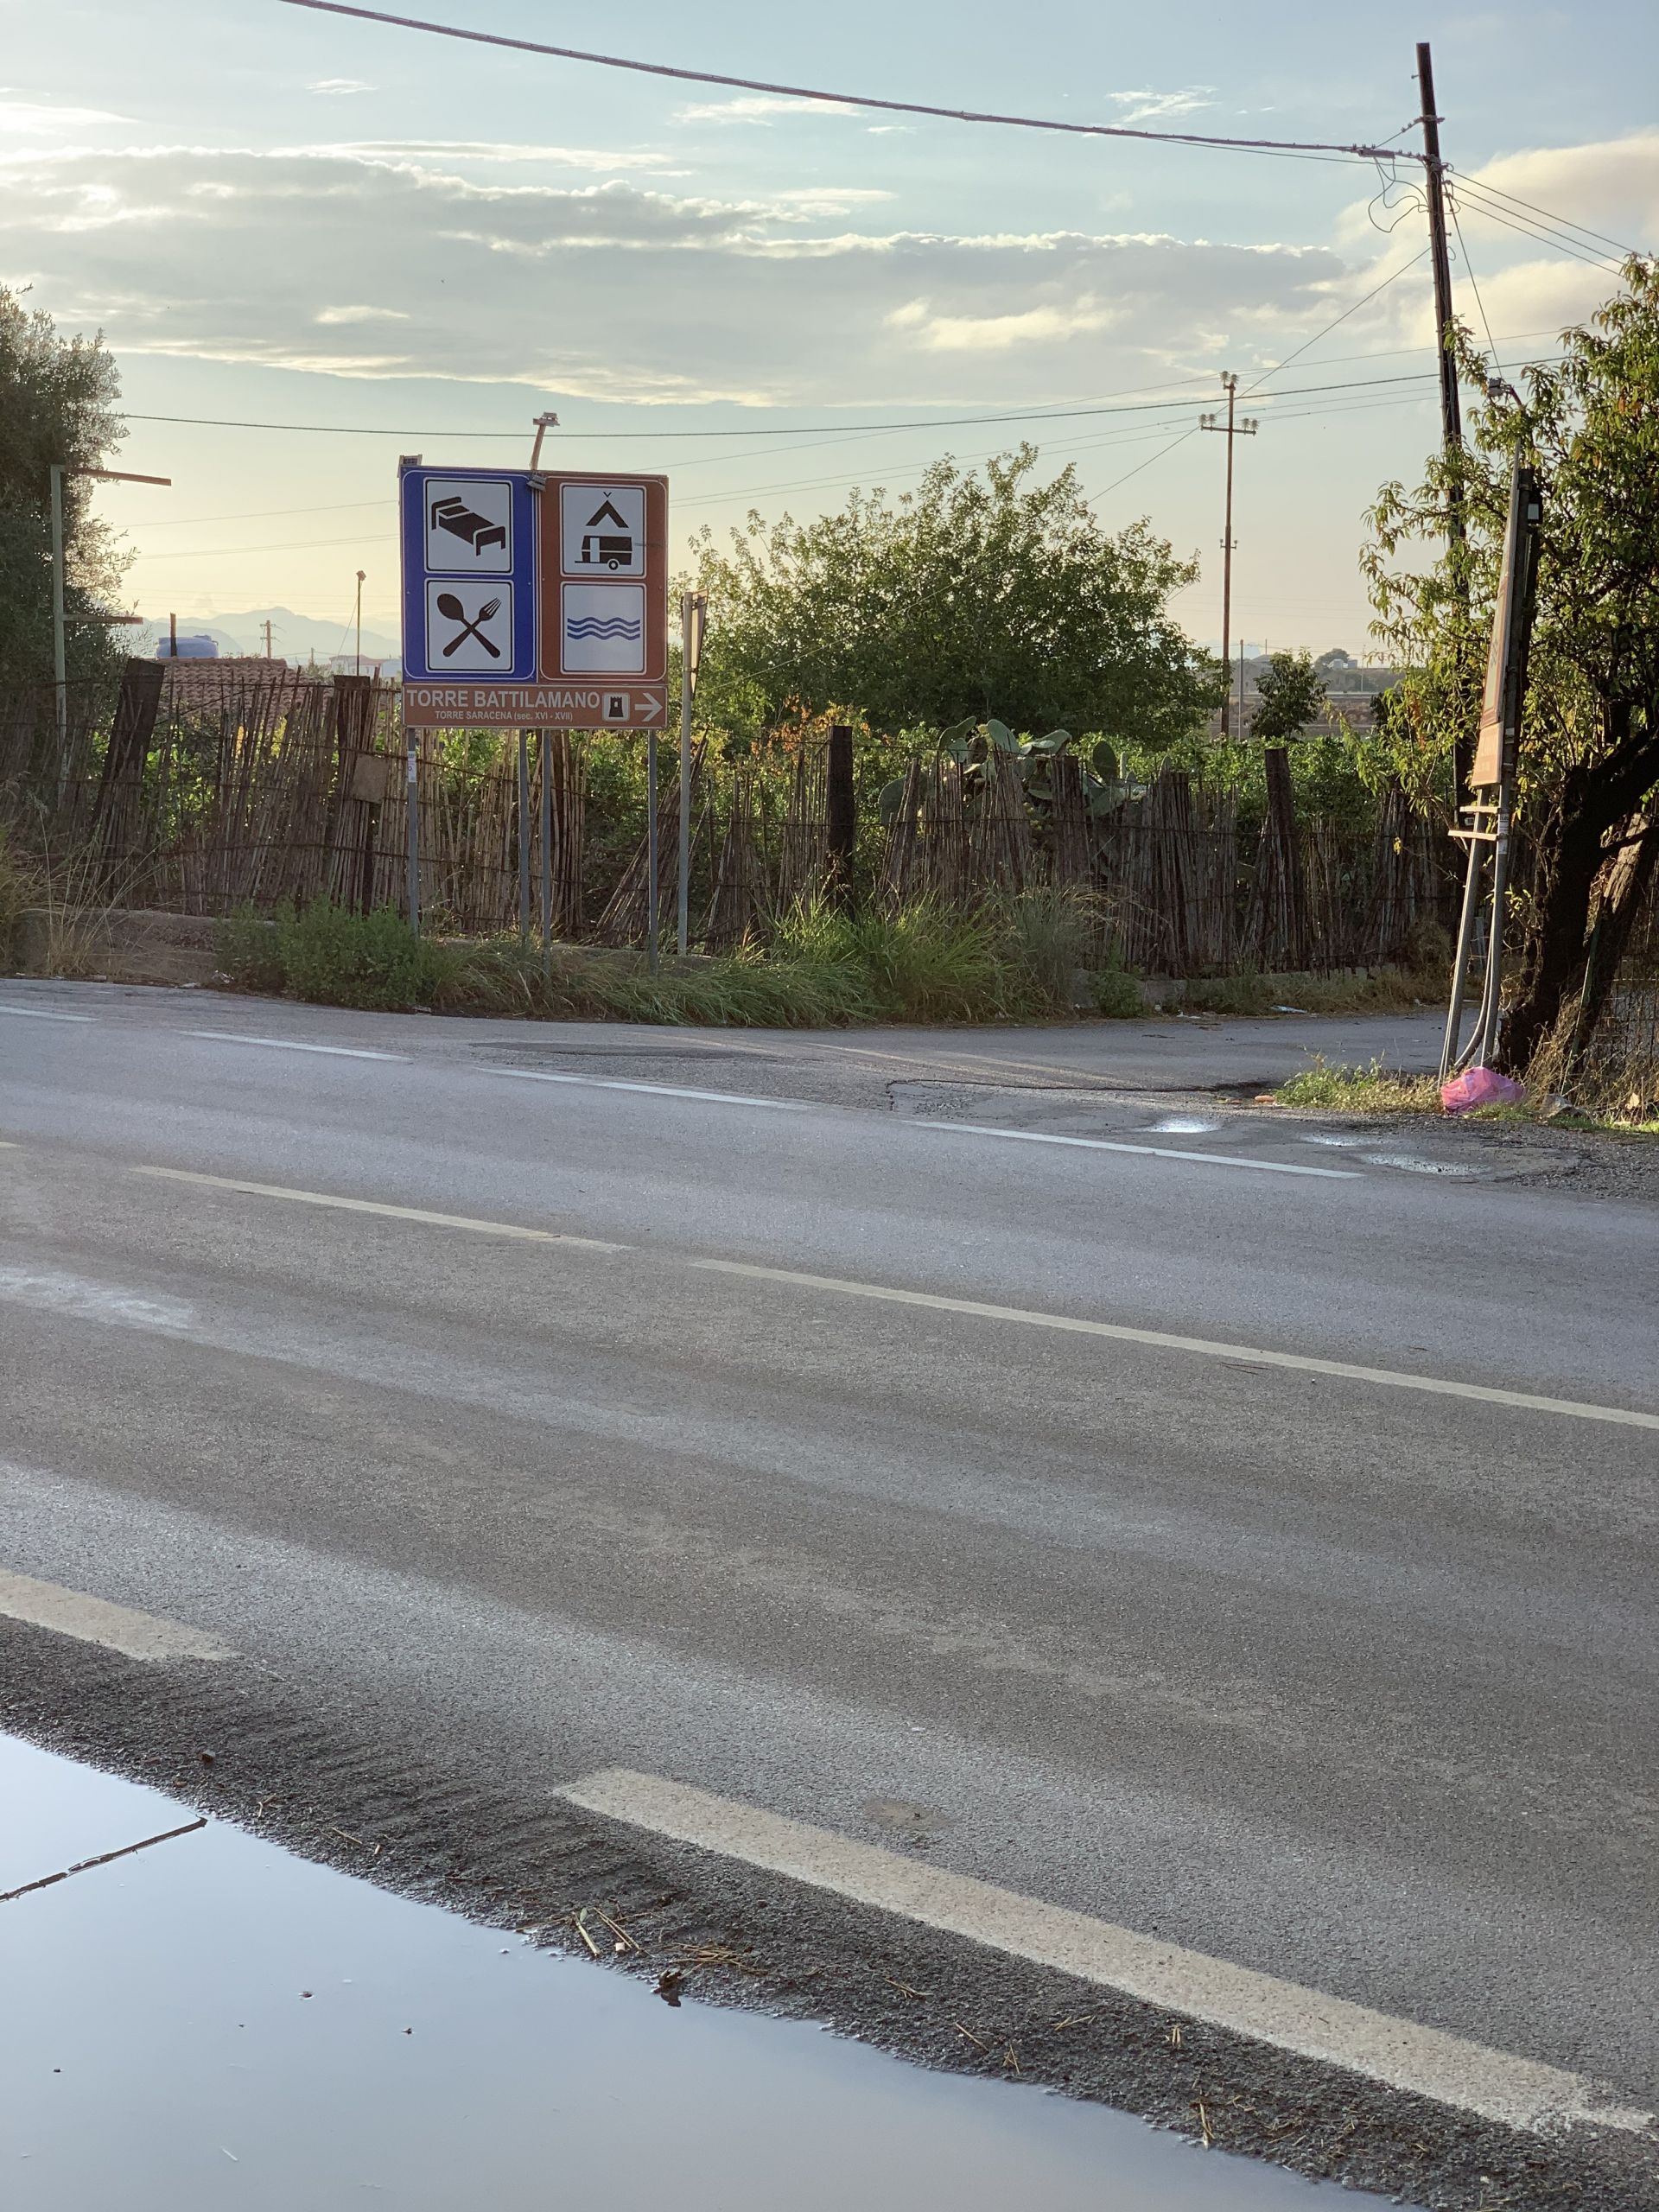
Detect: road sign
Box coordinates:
(543, 472, 667, 697)
(401, 463, 668, 728)
(402, 467, 537, 690)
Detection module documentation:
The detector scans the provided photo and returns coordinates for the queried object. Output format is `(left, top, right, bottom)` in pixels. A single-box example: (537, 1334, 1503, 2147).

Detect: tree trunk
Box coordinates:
(1501, 713, 1659, 1070)
(1537, 810, 1659, 1076)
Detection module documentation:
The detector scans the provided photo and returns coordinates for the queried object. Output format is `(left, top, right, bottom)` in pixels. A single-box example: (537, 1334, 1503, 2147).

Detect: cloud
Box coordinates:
(309, 140, 680, 170)
(5, 141, 1353, 409)
(770, 186, 897, 218)
(1462, 130, 1659, 254)
(315, 304, 410, 324)
(675, 93, 847, 124)
(309, 79, 374, 95)
(0, 96, 126, 133)
(1106, 86, 1216, 126)
(887, 298, 1120, 351)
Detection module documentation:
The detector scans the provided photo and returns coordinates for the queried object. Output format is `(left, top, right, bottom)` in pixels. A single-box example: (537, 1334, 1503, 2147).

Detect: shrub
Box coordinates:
(216, 898, 462, 1011)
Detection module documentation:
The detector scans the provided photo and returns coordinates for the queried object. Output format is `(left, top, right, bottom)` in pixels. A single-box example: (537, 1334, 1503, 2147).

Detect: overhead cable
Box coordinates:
(117, 367, 1467, 447)
(275, 0, 1414, 162)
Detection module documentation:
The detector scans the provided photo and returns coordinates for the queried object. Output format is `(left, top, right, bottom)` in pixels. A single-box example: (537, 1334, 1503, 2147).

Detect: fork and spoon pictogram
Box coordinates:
(436, 593, 503, 658)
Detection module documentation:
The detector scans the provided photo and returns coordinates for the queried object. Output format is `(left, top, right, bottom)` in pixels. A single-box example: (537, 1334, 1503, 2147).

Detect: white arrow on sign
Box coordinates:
(638, 692, 663, 715)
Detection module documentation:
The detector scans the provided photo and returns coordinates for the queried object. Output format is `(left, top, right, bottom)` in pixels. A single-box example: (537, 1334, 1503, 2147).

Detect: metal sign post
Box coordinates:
(1440, 454, 1541, 1077)
(405, 731, 421, 937)
(677, 591, 706, 957)
(517, 729, 531, 940)
(539, 728, 554, 969)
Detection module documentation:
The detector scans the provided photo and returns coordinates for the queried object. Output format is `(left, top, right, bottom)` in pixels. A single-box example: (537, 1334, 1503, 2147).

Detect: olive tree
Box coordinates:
(1363, 258, 1659, 1070)
(692, 445, 1221, 745)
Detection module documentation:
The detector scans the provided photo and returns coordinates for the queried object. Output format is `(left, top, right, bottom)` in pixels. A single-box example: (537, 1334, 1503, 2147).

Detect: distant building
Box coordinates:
(155, 633, 219, 660)
(1207, 653, 1401, 741)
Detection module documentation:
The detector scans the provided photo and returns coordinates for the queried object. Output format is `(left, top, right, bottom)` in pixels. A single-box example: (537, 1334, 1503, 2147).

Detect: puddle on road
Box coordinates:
(0, 1733, 1383, 2212)
(1142, 1116, 1224, 1135)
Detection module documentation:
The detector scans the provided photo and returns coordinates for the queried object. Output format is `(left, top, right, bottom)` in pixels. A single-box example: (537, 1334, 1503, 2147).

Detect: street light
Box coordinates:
(51, 462, 172, 748)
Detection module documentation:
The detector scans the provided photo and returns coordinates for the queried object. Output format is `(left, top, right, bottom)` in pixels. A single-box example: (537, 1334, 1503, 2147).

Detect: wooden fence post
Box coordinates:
(826, 723, 856, 907)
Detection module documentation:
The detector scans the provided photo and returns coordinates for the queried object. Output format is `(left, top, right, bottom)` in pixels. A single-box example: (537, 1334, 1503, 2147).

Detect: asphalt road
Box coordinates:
(1, 982, 1655, 2170)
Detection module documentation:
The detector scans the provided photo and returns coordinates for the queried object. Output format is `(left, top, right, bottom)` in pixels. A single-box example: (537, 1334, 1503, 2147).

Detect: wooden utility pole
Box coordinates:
(1416, 44, 1465, 512)
(1200, 374, 1257, 740)
(263, 618, 274, 658)
(1417, 41, 1473, 798)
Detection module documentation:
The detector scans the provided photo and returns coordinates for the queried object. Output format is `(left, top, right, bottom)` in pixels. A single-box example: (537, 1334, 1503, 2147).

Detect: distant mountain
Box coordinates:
(134, 606, 400, 664)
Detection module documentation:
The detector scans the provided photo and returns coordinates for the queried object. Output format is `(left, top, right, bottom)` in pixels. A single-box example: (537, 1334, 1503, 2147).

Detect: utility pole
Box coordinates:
(1417, 41, 1472, 799)
(1416, 44, 1464, 518)
(1200, 374, 1257, 741)
(354, 569, 365, 676)
(264, 618, 274, 658)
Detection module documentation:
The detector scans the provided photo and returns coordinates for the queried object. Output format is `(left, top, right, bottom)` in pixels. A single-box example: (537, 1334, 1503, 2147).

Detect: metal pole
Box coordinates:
(1439, 805, 1490, 1079)
(646, 731, 660, 976)
(1238, 639, 1245, 741)
(405, 732, 421, 937)
(1221, 372, 1236, 739)
(517, 728, 531, 941)
(539, 728, 553, 969)
(50, 464, 67, 754)
(677, 592, 695, 956)
(1473, 799, 1512, 1067)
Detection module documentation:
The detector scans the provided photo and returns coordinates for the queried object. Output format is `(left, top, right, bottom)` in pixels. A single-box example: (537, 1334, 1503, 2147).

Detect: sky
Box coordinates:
(6, 0, 1657, 661)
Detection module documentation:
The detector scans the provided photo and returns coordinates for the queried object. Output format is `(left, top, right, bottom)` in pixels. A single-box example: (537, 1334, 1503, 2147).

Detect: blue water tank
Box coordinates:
(156, 634, 219, 659)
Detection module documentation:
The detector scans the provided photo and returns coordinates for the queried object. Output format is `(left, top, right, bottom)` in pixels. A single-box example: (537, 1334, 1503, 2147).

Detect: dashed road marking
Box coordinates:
(916, 1118, 1361, 1179)
(687, 1256, 1659, 1431)
(181, 1031, 411, 1062)
(559, 1766, 1653, 2137)
(485, 1067, 809, 1111)
(0, 1005, 96, 1023)
(0, 1569, 235, 1662)
(130, 1166, 628, 1251)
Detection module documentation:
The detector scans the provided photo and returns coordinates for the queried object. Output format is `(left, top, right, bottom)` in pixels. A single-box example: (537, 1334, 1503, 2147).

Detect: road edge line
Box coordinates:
(0, 1569, 236, 1662)
(558, 1766, 1653, 2139)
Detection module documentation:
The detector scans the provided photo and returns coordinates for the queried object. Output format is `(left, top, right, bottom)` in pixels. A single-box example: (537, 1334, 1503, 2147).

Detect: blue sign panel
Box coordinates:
(399, 466, 538, 683)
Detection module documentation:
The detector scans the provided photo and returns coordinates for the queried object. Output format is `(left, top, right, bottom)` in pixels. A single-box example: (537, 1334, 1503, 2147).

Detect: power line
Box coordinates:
(1446, 194, 1503, 374)
(1240, 248, 1429, 399)
(1445, 178, 1628, 273)
(1448, 193, 1625, 276)
(118, 366, 1469, 447)
(276, 0, 1414, 162)
(1450, 172, 1647, 260)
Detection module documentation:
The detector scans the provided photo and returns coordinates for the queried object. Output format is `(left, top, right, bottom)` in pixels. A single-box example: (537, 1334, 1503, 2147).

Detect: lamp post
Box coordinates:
(50, 463, 172, 748)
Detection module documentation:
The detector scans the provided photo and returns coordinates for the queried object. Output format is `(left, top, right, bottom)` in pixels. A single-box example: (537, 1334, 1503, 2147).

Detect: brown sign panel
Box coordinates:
(403, 680, 669, 730)
(539, 473, 669, 694)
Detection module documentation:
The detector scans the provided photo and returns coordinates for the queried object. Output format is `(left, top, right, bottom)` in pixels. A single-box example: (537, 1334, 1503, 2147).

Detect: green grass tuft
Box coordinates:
(1274, 1056, 1441, 1112)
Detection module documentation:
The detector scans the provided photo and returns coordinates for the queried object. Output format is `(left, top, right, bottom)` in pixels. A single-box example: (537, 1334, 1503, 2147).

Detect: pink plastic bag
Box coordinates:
(1441, 1065, 1525, 1115)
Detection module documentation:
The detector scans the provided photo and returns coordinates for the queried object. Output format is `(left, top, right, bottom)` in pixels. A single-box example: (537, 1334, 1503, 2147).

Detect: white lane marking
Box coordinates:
(0, 1568, 234, 1662)
(182, 1031, 410, 1062)
(0, 1265, 193, 1332)
(560, 1768, 1652, 2137)
(689, 1257, 1659, 1432)
(918, 1118, 1360, 1179)
(485, 1068, 809, 1111)
(0, 1006, 96, 1023)
(130, 1166, 628, 1252)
